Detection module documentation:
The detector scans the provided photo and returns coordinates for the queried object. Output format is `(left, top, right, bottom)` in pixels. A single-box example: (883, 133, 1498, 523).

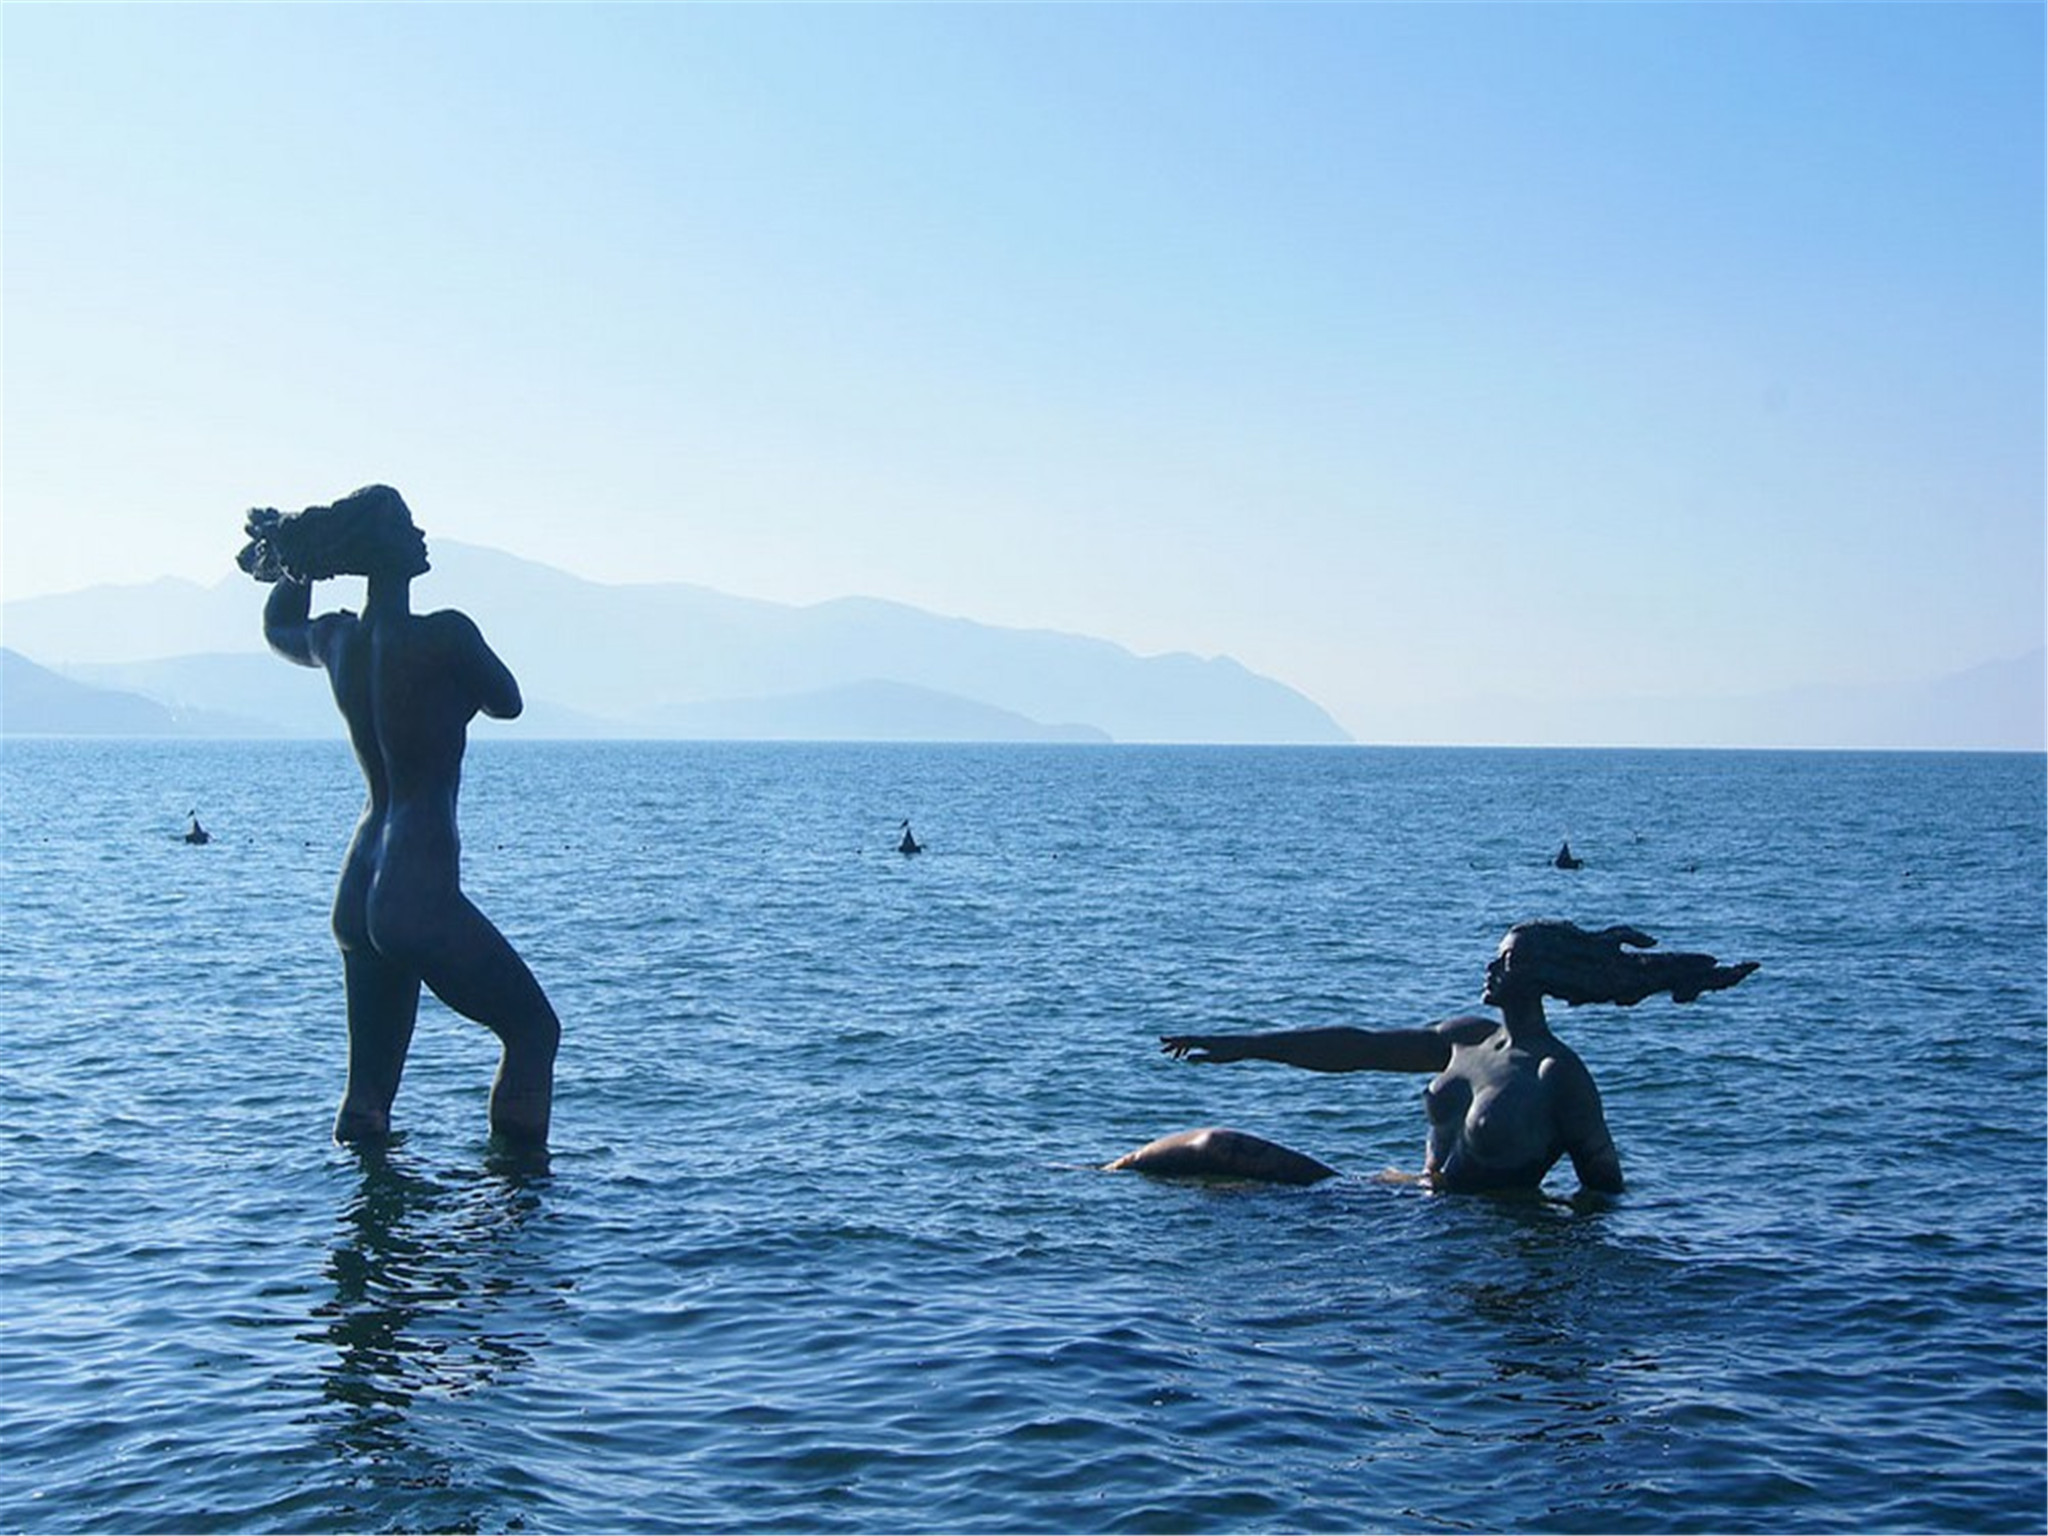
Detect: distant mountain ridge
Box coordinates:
(7, 546, 2037, 748)
(2, 649, 190, 736)
(0, 544, 1351, 744)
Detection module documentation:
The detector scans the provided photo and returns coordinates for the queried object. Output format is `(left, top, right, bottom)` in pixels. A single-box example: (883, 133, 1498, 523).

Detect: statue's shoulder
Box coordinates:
(415, 608, 487, 644)
(305, 608, 361, 666)
(1432, 1013, 1502, 1048)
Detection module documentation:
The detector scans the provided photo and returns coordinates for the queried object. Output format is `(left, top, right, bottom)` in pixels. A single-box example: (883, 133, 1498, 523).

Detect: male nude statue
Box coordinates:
(239, 486, 559, 1146)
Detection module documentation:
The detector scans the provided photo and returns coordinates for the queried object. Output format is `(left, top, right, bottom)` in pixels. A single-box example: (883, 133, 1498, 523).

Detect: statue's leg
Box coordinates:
(371, 891, 559, 1146)
(481, 969, 558, 1148)
(331, 833, 418, 1143)
(1104, 1127, 1337, 1186)
(334, 947, 421, 1142)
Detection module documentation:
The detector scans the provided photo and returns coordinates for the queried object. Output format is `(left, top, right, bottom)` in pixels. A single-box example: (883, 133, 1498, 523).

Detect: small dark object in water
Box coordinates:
(183, 812, 211, 845)
(898, 820, 922, 856)
(1554, 840, 1583, 870)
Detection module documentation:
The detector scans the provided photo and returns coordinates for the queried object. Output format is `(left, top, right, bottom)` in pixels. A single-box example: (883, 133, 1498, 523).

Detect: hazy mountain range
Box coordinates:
(3, 543, 2040, 749)
(0, 543, 1347, 744)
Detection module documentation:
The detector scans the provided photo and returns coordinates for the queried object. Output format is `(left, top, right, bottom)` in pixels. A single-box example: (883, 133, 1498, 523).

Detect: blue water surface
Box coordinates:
(1, 740, 2042, 1533)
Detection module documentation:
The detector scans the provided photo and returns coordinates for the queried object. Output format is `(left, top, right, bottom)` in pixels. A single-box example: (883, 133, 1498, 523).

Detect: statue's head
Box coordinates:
(320, 486, 429, 579)
(239, 485, 428, 583)
(1482, 920, 1757, 1009)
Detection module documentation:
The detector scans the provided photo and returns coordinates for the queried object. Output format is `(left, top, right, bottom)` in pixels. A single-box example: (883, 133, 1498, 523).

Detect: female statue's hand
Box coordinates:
(1161, 1035, 1246, 1064)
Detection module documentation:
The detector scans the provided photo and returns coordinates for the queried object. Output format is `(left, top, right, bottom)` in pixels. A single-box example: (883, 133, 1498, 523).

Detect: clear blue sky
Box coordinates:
(4, 3, 2041, 740)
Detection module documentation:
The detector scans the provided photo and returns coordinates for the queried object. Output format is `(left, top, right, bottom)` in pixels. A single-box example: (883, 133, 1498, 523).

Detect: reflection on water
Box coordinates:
(298, 1144, 565, 1529)
(1441, 1202, 1636, 1367)
(1460, 1207, 1641, 1436)
(1398, 1199, 1695, 1530)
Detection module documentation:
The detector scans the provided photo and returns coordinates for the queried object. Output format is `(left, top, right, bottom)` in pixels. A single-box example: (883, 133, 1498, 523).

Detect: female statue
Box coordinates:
(1108, 921, 1757, 1194)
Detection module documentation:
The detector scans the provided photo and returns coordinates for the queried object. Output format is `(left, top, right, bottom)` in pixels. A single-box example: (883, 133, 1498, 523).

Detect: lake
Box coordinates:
(2, 740, 2042, 1532)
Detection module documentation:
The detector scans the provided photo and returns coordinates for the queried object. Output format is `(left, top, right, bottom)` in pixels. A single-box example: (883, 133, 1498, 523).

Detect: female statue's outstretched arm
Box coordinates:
(1159, 1020, 1489, 1074)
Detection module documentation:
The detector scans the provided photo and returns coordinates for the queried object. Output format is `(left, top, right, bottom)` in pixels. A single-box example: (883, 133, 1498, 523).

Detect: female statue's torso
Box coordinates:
(1423, 1026, 1583, 1191)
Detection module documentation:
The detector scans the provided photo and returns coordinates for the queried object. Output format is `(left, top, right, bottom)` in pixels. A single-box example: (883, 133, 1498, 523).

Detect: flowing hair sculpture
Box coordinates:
(236, 485, 413, 584)
(1505, 920, 1759, 1006)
